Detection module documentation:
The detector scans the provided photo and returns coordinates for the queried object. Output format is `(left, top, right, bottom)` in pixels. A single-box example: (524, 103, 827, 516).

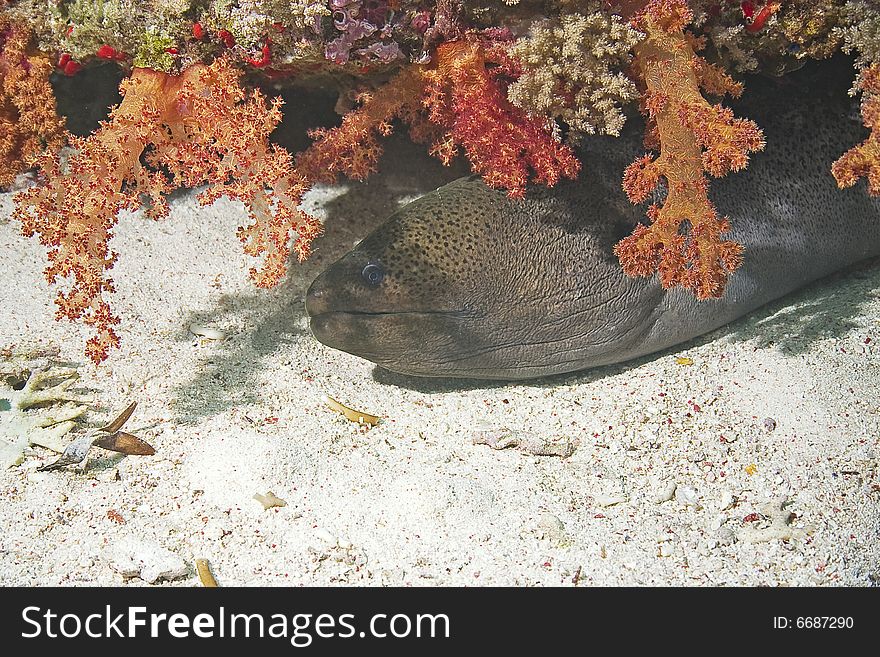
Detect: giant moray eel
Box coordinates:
(306, 61, 880, 380)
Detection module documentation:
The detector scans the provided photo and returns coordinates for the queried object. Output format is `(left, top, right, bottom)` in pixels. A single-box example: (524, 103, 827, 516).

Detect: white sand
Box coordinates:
(1, 136, 878, 586)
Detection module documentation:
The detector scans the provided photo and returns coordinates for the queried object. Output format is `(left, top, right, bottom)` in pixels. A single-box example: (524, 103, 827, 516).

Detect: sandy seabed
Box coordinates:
(0, 135, 878, 587)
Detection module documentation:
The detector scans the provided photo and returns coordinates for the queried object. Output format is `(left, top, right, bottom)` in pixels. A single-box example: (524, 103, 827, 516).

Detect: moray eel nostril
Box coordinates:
(304, 61, 880, 380)
(304, 280, 328, 318)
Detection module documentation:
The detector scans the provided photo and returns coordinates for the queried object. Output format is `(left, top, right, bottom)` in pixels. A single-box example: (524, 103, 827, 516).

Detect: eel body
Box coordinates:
(305, 62, 880, 380)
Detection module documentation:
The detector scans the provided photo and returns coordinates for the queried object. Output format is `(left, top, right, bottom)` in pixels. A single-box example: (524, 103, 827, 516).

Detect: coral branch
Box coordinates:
(614, 0, 764, 299)
(14, 57, 319, 363)
(297, 66, 427, 182)
(0, 17, 66, 188)
(423, 39, 581, 198)
(832, 64, 880, 195)
(298, 35, 580, 199)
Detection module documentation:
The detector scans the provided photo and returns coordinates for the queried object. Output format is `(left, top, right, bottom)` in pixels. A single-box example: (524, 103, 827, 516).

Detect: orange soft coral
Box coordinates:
(298, 36, 580, 199)
(0, 18, 66, 188)
(14, 57, 319, 363)
(613, 0, 764, 299)
(832, 64, 880, 195)
(296, 66, 427, 183)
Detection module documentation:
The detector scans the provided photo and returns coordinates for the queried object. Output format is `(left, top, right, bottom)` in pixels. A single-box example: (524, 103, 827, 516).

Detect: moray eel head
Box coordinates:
(307, 179, 494, 377)
(306, 176, 660, 379)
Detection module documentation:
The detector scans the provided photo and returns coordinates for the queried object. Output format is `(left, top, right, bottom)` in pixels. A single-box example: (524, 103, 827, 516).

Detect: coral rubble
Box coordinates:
(0, 345, 91, 468)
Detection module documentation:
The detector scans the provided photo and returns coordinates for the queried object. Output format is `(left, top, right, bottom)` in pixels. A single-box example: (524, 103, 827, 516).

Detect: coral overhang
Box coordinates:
(0, 0, 877, 362)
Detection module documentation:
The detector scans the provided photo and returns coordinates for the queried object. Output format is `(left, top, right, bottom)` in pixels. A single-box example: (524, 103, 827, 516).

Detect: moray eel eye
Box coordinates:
(361, 261, 385, 286)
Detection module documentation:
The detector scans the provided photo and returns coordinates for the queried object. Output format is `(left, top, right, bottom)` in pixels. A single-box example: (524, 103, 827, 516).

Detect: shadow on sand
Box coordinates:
(170, 131, 469, 422)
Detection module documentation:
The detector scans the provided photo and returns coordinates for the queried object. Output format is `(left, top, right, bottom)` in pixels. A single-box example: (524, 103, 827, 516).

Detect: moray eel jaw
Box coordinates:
(306, 292, 477, 376)
(304, 248, 588, 380)
(308, 306, 467, 362)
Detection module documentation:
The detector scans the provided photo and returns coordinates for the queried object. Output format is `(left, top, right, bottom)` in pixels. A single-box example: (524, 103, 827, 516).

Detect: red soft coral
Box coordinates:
(421, 39, 581, 198)
(154, 60, 321, 287)
(296, 67, 427, 183)
(297, 35, 580, 200)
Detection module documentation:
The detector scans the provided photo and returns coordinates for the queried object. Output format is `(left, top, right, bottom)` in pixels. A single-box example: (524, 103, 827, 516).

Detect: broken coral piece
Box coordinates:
(189, 324, 227, 341)
(195, 558, 219, 587)
(0, 352, 91, 468)
(737, 496, 810, 543)
(324, 395, 381, 426)
(253, 490, 287, 509)
(472, 428, 578, 458)
(105, 535, 189, 583)
(613, 0, 764, 300)
(107, 509, 126, 524)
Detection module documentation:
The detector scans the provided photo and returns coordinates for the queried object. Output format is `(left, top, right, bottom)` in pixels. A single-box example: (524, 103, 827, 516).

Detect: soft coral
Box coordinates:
(614, 0, 764, 299)
(14, 57, 319, 363)
(833, 64, 880, 195)
(422, 39, 581, 198)
(0, 17, 66, 188)
(299, 35, 580, 199)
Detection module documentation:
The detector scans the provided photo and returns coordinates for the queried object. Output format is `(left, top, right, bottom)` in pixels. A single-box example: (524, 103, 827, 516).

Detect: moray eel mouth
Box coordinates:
(306, 283, 472, 372)
(309, 309, 467, 346)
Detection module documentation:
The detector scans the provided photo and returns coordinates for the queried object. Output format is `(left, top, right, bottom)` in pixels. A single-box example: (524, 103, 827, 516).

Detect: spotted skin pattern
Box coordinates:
(306, 61, 880, 380)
